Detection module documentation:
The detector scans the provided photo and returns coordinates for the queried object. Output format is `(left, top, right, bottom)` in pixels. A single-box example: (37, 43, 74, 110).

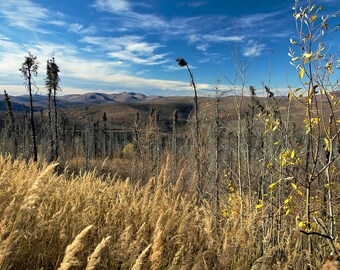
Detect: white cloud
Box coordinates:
(121, 13, 169, 30)
(108, 51, 169, 65)
(94, 0, 130, 13)
(0, 0, 49, 31)
(49, 20, 67, 27)
(243, 41, 266, 57)
(238, 11, 283, 28)
(81, 35, 169, 65)
(197, 44, 209, 52)
(188, 33, 244, 46)
(68, 23, 96, 35)
(0, 38, 209, 95)
(93, 0, 169, 31)
(203, 34, 244, 43)
(162, 65, 184, 72)
(0, 0, 96, 36)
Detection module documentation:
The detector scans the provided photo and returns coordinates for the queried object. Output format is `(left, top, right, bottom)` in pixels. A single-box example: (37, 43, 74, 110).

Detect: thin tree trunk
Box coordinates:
(28, 70, 38, 162)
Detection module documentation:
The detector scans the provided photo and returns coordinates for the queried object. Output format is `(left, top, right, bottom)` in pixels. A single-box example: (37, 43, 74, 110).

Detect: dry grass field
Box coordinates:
(0, 155, 338, 269)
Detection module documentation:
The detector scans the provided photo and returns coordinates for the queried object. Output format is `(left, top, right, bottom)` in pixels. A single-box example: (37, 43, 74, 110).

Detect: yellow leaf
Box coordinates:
(303, 52, 313, 59)
(286, 209, 290, 216)
(299, 68, 305, 79)
(222, 210, 228, 217)
(304, 33, 312, 40)
(291, 150, 295, 159)
(326, 62, 334, 73)
(310, 15, 317, 22)
(292, 57, 299, 61)
(288, 91, 293, 101)
(256, 199, 263, 209)
(295, 158, 301, 165)
(292, 183, 297, 190)
(293, 13, 301, 20)
(298, 221, 305, 228)
(311, 117, 320, 124)
(269, 182, 276, 189)
(297, 189, 303, 196)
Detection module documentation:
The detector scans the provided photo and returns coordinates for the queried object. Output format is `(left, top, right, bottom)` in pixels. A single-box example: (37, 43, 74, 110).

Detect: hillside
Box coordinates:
(0, 90, 316, 132)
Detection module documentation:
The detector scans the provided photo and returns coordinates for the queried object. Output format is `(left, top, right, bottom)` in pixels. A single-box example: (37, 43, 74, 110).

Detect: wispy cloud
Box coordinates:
(49, 20, 67, 27)
(243, 40, 266, 57)
(0, 0, 49, 32)
(68, 23, 96, 35)
(235, 10, 292, 40)
(94, 0, 130, 13)
(108, 51, 169, 65)
(0, 38, 203, 95)
(81, 35, 169, 65)
(196, 44, 209, 52)
(0, 0, 97, 36)
(238, 11, 284, 28)
(94, 0, 168, 31)
(202, 34, 244, 43)
(181, 1, 209, 7)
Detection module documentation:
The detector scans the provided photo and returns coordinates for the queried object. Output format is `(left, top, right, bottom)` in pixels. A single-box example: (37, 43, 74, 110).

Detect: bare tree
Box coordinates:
(46, 57, 60, 161)
(176, 57, 203, 197)
(3, 90, 17, 158)
(20, 53, 39, 162)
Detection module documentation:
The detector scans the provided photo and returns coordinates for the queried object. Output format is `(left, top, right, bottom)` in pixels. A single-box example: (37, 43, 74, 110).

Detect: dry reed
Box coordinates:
(86, 236, 111, 270)
(58, 225, 94, 270)
(131, 244, 152, 270)
(0, 155, 334, 269)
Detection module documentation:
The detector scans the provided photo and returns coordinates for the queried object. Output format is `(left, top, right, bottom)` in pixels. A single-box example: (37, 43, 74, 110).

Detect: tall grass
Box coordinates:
(0, 155, 336, 269)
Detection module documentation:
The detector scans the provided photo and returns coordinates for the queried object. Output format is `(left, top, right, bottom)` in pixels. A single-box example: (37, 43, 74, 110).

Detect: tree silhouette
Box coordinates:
(20, 53, 39, 162)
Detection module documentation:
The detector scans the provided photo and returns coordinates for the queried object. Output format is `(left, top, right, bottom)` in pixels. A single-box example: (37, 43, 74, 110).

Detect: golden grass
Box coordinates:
(58, 225, 94, 270)
(0, 155, 336, 269)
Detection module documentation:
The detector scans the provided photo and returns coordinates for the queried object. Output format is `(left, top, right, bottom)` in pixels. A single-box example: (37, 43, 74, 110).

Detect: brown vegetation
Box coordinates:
(0, 155, 338, 269)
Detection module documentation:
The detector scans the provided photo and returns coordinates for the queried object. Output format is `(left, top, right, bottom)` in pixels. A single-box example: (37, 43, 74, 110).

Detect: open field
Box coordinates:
(0, 155, 338, 269)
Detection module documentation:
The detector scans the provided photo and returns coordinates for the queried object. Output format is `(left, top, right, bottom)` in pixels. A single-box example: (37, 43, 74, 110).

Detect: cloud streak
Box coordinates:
(0, 0, 49, 32)
(0, 37, 214, 95)
(243, 40, 266, 57)
(81, 35, 169, 65)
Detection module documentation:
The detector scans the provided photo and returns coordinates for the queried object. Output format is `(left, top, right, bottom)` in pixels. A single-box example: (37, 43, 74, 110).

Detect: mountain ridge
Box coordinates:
(0, 91, 165, 112)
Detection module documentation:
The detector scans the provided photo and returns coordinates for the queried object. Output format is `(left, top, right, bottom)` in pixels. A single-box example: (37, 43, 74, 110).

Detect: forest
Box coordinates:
(0, 0, 340, 269)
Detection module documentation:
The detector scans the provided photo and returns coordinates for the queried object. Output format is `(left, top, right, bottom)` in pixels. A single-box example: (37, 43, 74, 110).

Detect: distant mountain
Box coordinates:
(62, 92, 148, 104)
(0, 91, 161, 112)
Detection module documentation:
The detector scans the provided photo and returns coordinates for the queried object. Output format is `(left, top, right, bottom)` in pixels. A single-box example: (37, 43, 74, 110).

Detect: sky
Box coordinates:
(0, 0, 339, 96)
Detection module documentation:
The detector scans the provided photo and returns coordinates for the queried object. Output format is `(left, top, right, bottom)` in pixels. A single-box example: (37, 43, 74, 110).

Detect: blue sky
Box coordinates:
(0, 0, 339, 96)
